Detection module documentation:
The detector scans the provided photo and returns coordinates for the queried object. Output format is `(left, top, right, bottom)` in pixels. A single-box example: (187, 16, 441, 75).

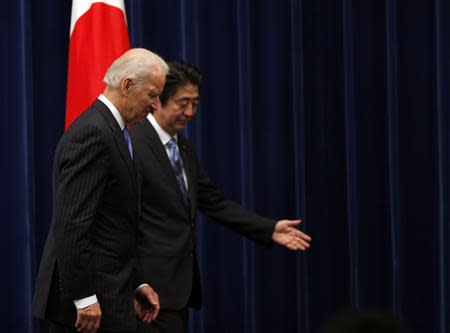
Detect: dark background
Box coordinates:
(2, 0, 450, 332)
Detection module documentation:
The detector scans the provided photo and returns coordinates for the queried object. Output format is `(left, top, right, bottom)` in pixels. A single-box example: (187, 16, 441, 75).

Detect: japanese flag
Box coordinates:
(65, 0, 130, 129)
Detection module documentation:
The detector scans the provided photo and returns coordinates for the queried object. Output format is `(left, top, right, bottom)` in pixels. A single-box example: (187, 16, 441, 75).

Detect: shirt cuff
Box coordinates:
(136, 283, 149, 293)
(73, 295, 98, 309)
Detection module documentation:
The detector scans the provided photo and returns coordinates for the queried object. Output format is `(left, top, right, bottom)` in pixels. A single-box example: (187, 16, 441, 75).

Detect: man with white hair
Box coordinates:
(32, 48, 167, 333)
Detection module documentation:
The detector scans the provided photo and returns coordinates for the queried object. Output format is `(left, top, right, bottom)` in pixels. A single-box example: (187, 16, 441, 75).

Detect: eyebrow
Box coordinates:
(177, 96, 199, 101)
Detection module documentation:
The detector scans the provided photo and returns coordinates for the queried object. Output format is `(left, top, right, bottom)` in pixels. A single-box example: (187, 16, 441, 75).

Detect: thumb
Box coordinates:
(285, 219, 301, 226)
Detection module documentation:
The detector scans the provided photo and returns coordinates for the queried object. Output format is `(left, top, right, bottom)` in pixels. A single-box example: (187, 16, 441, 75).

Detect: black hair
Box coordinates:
(159, 61, 203, 107)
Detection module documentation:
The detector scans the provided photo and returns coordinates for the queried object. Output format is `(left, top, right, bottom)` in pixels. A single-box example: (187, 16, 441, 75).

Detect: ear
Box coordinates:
(121, 77, 133, 96)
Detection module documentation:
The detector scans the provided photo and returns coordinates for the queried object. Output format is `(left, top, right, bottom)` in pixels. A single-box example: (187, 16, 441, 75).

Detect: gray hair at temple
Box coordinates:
(104, 48, 168, 88)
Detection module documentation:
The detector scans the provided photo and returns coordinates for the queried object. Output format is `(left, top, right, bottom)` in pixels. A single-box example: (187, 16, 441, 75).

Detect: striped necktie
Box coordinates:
(167, 138, 188, 204)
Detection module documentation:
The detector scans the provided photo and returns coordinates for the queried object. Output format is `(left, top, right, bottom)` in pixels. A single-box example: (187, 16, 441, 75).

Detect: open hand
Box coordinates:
(272, 219, 311, 251)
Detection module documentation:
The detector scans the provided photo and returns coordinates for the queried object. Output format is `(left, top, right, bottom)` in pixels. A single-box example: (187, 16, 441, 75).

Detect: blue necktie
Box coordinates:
(123, 127, 133, 159)
(167, 138, 188, 204)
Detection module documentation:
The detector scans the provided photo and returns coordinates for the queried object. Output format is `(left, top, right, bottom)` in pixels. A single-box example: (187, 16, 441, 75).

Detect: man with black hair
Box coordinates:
(131, 61, 312, 333)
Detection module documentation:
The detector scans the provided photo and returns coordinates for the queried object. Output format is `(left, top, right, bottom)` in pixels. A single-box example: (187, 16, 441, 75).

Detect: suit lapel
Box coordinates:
(142, 119, 190, 212)
(93, 100, 137, 190)
(178, 136, 197, 218)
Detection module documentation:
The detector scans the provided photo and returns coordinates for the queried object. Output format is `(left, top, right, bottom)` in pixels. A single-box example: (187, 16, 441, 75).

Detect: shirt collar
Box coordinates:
(98, 94, 125, 131)
(147, 112, 177, 145)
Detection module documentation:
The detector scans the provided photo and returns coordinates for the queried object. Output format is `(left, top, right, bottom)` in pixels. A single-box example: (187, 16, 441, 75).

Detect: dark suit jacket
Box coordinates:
(130, 118, 276, 311)
(32, 100, 139, 332)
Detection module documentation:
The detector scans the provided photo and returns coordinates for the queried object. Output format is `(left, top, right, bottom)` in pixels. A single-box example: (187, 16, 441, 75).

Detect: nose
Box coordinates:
(184, 103, 196, 117)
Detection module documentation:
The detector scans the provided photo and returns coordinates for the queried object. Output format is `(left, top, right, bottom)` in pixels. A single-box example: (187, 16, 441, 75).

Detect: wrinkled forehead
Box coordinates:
(140, 73, 165, 91)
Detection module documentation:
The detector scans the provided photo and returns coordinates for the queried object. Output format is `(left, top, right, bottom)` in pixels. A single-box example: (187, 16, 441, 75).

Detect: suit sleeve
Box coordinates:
(55, 124, 109, 300)
(193, 148, 276, 246)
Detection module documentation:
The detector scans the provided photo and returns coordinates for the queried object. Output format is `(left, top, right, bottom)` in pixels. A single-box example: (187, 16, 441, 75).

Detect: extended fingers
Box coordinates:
(285, 235, 311, 251)
(289, 227, 311, 240)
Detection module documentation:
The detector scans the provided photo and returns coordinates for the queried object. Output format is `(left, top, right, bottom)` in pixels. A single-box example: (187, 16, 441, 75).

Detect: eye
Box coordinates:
(177, 100, 188, 108)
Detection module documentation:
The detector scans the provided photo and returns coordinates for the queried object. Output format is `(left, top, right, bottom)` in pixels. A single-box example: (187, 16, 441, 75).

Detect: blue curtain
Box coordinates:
(2, 0, 450, 332)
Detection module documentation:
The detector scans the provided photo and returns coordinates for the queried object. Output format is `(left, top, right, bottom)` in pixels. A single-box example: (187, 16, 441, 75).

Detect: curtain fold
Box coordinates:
(3, 0, 35, 331)
(435, 0, 450, 331)
(289, 0, 310, 331)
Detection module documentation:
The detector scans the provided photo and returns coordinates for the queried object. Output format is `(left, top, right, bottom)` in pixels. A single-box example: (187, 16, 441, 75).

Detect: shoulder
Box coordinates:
(63, 120, 106, 146)
(56, 114, 110, 163)
(65, 100, 112, 134)
(62, 102, 113, 144)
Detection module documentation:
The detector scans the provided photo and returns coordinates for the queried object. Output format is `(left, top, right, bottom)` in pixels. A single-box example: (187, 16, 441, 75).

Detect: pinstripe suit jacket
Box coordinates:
(131, 118, 276, 312)
(32, 100, 139, 332)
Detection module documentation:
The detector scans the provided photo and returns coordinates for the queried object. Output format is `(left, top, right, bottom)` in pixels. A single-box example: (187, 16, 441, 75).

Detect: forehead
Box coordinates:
(171, 83, 199, 100)
(143, 71, 166, 89)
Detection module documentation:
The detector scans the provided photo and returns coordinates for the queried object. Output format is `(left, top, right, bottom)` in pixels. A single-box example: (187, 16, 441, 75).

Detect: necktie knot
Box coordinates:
(167, 137, 177, 151)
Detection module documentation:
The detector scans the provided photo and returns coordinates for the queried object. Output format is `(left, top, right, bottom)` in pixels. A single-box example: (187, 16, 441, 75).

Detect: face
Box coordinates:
(154, 83, 199, 136)
(123, 70, 166, 125)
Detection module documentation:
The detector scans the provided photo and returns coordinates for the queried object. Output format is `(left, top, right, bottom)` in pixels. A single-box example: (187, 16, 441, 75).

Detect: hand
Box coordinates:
(75, 301, 102, 333)
(272, 219, 311, 251)
(135, 284, 160, 324)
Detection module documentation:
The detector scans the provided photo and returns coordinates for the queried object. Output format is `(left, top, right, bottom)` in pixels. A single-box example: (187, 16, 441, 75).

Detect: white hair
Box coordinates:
(104, 48, 168, 87)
